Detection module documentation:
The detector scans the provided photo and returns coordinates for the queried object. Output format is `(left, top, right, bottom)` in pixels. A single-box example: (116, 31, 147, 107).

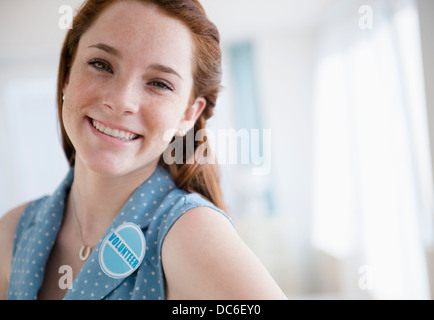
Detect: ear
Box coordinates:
(178, 97, 207, 135)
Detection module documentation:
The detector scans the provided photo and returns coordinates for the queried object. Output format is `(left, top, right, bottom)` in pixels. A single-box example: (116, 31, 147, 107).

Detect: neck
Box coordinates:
(68, 158, 158, 243)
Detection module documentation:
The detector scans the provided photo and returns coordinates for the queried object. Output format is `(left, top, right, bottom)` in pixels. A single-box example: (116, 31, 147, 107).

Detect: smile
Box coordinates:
(90, 118, 140, 141)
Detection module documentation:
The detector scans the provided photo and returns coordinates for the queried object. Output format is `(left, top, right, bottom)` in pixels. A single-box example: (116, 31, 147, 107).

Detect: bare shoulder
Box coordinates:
(0, 202, 29, 299)
(162, 206, 287, 300)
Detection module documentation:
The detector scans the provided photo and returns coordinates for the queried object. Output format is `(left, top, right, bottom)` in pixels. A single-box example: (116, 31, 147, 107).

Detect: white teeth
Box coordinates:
(91, 119, 138, 141)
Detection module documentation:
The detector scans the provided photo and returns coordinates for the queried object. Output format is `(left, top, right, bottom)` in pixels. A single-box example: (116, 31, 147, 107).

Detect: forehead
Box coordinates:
(78, 0, 194, 76)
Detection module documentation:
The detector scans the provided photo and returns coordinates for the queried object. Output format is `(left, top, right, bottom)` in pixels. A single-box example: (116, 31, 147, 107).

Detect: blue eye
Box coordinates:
(88, 59, 113, 73)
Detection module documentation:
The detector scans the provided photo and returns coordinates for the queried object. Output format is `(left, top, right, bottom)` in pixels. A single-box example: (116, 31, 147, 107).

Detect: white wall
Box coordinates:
(254, 29, 316, 293)
(418, 0, 434, 185)
(0, 61, 68, 214)
(417, 0, 434, 298)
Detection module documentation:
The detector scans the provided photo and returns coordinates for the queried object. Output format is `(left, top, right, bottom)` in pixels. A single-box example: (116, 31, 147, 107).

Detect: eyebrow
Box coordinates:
(147, 63, 183, 80)
(88, 43, 122, 58)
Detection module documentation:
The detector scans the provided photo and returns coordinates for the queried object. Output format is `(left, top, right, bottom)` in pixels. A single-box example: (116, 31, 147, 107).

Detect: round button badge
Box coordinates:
(99, 223, 146, 279)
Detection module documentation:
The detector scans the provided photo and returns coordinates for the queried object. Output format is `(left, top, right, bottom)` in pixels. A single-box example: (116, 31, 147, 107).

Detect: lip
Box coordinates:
(87, 116, 143, 146)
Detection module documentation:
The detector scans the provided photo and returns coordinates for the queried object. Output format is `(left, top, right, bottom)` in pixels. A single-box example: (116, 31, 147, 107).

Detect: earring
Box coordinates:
(176, 129, 187, 137)
(62, 95, 65, 101)
(179, 122, 188, 137)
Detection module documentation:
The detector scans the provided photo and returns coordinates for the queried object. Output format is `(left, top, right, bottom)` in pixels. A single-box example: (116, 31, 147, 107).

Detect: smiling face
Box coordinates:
(62, 0, 206, 177)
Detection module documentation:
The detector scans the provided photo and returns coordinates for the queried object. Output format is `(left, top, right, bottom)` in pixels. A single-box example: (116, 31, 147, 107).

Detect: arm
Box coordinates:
(0, 203, 28, 300)
(162, 207, 287, 300)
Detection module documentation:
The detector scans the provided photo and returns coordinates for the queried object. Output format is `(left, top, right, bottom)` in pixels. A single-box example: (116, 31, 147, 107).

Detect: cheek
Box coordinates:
(142, 91, 189, 132)
(62, 69, 97, 136)
(143, 108, 183, 148)
(147, 112, 176, 139)
(66, 61, 102, 105)
(62, 100, 79, 132)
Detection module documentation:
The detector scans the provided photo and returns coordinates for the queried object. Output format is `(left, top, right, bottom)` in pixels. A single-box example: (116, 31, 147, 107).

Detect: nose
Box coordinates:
(103, 76, 141, 115)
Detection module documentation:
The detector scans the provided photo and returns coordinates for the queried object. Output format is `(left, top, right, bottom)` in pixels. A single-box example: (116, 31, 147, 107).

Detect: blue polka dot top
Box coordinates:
(7, 165, 232, 300)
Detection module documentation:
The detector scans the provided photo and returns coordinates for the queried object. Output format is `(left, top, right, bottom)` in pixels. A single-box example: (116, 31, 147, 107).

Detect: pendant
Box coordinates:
(79, 245, 91, 262)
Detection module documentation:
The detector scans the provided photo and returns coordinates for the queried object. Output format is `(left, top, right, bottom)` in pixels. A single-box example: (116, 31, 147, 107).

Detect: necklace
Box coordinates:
(70, 191, 93, 262)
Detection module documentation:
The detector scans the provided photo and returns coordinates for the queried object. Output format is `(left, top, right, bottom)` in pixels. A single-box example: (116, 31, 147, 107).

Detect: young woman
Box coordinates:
(0, 0, 286, 300)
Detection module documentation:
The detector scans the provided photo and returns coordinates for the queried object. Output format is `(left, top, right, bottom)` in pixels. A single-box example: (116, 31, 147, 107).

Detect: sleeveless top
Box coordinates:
(7, 165, 232, 300)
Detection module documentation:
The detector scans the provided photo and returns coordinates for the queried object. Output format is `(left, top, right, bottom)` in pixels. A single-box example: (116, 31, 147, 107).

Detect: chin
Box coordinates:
(86, 158, 133, 177)
(77, 151, 160, 180)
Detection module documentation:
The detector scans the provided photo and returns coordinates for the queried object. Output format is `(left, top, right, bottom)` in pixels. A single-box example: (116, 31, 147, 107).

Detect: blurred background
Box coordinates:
(1, 0, 434, 299)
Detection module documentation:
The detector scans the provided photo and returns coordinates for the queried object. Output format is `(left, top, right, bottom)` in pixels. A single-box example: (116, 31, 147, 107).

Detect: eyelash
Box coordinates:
(88, 58, 113, 73)
(148, 80, 174, 92)
(88, 59, 174, 92)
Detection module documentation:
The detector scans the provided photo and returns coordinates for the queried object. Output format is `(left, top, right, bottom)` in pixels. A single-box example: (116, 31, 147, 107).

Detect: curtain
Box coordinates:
(311, 0, 434, 299)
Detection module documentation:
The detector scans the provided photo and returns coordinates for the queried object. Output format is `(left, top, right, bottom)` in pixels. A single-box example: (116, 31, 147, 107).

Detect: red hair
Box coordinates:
(57, 0, 227, 212)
